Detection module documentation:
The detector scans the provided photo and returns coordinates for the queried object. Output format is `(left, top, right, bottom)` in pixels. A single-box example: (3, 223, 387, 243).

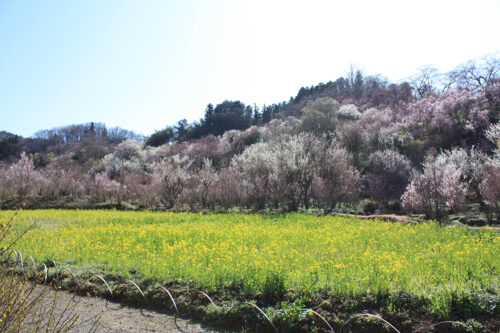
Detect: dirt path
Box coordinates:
(35, 285, 218, 333)
(335, 213, 500, 230)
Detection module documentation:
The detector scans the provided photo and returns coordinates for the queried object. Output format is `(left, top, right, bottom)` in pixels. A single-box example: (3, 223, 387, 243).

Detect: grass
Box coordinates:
(1, 209, 498, 323)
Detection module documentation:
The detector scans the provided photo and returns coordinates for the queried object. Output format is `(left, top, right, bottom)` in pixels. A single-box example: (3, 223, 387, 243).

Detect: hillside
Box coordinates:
(1, 55, 499, 223)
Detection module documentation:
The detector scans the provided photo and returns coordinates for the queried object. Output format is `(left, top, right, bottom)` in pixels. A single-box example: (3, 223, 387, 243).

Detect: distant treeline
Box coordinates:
(0, 123, 143, 162)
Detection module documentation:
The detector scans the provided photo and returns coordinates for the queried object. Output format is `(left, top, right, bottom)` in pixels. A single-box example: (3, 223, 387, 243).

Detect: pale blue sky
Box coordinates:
(1, 0, 499, 137)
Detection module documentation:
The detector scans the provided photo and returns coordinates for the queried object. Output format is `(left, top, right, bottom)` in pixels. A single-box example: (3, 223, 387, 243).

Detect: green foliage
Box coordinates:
(30, 152, 49, 168)
(145, 126, 175, 147)
(464, 319, 485, 333)
(0, 134, 21, 160)
(272, 299, 307, 330)
(263, 271, 287, 299)
(299, 97, 339, 133)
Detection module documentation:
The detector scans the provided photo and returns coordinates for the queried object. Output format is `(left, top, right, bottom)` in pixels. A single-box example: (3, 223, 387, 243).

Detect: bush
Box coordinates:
(360, 199, 379, 215)
(464, 217, 488, 227)
(386, 200, 402, 214)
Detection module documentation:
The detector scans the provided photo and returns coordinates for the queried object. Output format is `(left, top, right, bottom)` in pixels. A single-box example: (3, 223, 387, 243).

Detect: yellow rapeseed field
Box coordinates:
(1, 210, 498, 314)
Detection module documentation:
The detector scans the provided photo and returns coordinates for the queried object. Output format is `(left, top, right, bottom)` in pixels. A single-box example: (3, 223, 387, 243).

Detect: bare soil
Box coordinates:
(34, 285, 217, 333)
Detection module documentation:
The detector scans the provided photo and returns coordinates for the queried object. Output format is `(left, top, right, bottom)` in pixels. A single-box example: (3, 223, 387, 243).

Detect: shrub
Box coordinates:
(360, 199, 379, 215)
(386, 199, 403, 213)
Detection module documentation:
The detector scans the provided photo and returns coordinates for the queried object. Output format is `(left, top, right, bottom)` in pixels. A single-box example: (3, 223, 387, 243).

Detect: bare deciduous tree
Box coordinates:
(410, 65, 440, 98)
(448, 55, 500, 91)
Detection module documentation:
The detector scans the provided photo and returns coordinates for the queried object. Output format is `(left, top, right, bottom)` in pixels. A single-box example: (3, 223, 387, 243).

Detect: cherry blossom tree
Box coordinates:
(151, 155, 191, 209)
(260, 117, 300, 140)
(97, 139, 146, 178)
(337, 104, 361, 120)
(41, 167, 86, 199)
(401, 151, 468, 218)
(92, 170, 125, 204)
(2, 152, 43, 200)
(184, 135, 231, 169)
(401, 90, 490, 149)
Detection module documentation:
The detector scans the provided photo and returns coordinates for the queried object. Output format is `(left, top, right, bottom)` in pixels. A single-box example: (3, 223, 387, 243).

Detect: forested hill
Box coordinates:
(146, 57, 499, 147)
(1, 55, 499, 222)
(145, 69, 413, 146)
(2, 56, 498, 155)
